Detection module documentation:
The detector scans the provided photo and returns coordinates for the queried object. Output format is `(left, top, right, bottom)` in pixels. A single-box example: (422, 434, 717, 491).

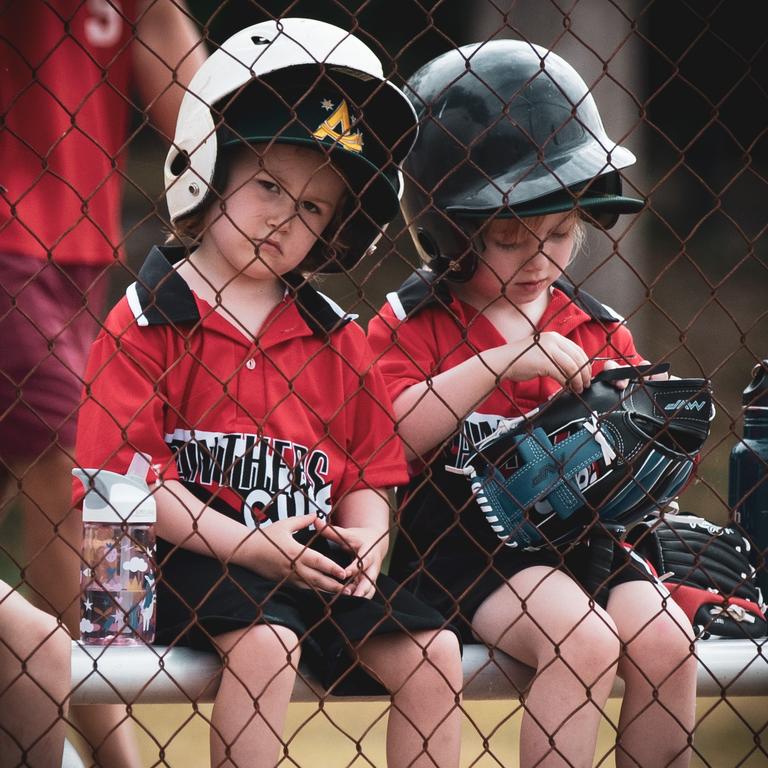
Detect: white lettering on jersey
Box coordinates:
(85, 0, 123, 47)
(165, 429, 333, 525)
(451, 412, 505, 469)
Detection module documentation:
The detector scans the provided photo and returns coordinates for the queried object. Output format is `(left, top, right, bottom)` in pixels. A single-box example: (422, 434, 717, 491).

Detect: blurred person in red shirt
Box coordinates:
(0, 2, 204, 765)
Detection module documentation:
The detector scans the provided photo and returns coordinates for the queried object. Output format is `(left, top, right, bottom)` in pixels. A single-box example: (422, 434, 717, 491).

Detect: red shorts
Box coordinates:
(0, 252, 108, 464)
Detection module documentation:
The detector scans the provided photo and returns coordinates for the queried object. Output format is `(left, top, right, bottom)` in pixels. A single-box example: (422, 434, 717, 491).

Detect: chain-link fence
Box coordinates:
(1, 1, 766, 767)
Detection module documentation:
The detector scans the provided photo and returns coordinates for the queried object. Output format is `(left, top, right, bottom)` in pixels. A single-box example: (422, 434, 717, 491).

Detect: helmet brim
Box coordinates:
(217, 66, 411, 228)
(443, 139, 641, 212)
(446, 154, 644, 228)
(452, 190, 644, 224)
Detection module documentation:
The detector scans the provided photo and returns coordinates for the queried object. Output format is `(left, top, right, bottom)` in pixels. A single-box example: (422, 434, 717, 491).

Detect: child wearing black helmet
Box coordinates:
(368, 40, 697, 767)
(74, 20, 462, 767)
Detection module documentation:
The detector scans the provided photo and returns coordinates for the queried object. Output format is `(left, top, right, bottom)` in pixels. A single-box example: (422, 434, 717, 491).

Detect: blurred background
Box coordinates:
(2, 0, 766, 765)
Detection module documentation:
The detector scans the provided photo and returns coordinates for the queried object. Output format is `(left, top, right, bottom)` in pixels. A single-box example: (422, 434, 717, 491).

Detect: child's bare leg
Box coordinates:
(16, 447, 142, 768)
(472, 567, 619, 768)
(607, 582, 696, 768)
(210, 623, 299, 768)
(0, 581, 71, 768)
(358, 628, 462, 768)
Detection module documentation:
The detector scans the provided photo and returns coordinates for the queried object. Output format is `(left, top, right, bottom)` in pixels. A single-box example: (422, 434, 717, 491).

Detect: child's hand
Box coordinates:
(603, 358, 672, 390)
(252, 514, 349, 592)
(316, 520, 388, 599)
(501, 332, 592, 392)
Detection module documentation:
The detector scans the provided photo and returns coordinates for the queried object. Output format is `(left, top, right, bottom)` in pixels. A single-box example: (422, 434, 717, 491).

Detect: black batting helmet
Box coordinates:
(401, 40, 645, 281)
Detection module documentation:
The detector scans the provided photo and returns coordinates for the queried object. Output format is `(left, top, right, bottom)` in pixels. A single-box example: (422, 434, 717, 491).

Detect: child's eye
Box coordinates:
(299, 200, 321, 215)
(256, 179, 280, 194)
(493, 241, 522, 251)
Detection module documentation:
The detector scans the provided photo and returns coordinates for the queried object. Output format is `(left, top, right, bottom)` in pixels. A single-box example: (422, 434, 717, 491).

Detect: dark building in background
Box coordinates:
(189, 0, 473, 79)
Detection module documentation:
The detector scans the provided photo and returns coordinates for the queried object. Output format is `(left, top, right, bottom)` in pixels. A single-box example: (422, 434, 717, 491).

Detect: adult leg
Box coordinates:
(1, 257, 140, 766)
(0, 581, 71, 768)
(357, 628, 462, 768)
(472, 566, 620, 768)
(17, 447, 142, 768)
(607, 582, 697, 768)
(210, 624, 300, 768)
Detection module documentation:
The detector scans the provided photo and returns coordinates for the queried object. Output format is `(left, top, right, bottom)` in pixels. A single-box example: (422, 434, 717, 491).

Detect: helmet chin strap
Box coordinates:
(431, 218, 483, 282)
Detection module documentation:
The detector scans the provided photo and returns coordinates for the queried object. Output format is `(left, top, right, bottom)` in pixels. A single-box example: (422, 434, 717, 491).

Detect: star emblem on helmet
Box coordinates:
(313, 99, 363, 153)
(320, 98, 334, 111)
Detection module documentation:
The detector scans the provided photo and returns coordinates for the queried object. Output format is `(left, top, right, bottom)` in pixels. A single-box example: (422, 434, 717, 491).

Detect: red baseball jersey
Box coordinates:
(367, 269, 644, 610)
(368, 269, 642, 473)
(75, 246, 409, 525)
(0, 0, 138, 264)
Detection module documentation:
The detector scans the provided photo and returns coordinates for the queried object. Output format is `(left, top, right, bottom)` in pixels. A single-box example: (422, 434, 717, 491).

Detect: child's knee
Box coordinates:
(28, 607, 61, 645)
(622, 610, 696, 682)
(366, 629, 462, 693)
(219, 623, 300, 667)
(422, 629, 462, 684)
(45, 619, 71, 668)
(4, 605, 71, 696)
(407, 627, 459, 656)
(558, 612, 621, 678)
(8, 598, 68, 662)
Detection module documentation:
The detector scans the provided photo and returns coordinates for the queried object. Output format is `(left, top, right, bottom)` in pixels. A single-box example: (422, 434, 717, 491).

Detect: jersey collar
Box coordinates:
(125, 245, 354, 335)
(386, 268, 623, 325)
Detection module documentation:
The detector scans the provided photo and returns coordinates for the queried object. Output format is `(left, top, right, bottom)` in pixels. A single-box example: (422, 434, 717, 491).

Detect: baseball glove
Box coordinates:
(458, 365, 713, 550)
(626, 513, 767, 638)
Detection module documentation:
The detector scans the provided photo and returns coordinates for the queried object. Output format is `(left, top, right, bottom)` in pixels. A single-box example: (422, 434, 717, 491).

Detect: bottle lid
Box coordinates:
(73, 453, 157, 524)
(743, 360, 768, 408)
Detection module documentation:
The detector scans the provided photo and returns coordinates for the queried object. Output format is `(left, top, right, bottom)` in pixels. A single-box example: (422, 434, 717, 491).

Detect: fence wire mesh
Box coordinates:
(0, 1, 766, 767)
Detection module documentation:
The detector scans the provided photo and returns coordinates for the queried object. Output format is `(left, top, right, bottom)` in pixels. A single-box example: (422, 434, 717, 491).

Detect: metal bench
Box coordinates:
(70, 638, 768, 705)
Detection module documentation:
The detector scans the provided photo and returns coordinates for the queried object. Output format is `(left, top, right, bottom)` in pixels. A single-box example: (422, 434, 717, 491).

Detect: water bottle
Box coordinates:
(729, 360, 768, 601)
(73, 452, 157, 645)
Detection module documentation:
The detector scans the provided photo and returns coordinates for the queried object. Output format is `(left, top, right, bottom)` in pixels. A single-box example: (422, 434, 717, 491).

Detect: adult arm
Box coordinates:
(133, 0, 206, 141)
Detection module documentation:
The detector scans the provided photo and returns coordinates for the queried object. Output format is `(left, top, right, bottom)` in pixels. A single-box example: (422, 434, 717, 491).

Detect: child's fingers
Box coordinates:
(602, 359, 630, 390)
(299, 570, 347, 593)
(316, 520, 356, 551)
(342, 552, 373, 582)
(342, 568, 376, 599)
(574, 353, 593, 392)
(297, 548, 348, 584)
(282, 513, 318, 532)
(548, 341, 591, 392)
(641, 359, 671, 381)
(350, 575, 375, 599)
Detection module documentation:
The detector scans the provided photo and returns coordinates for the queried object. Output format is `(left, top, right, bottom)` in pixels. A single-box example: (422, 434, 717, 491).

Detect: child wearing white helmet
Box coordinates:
(368, 40, 698, 767)
(75, 20, 461, 767)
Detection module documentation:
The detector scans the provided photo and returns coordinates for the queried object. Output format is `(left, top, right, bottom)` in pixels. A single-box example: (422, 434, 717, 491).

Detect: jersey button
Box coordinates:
(245, 359, 256, 370)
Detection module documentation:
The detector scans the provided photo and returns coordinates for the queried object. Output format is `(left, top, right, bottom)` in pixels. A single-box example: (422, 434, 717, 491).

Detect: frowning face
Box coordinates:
(196, 143, 347, 283)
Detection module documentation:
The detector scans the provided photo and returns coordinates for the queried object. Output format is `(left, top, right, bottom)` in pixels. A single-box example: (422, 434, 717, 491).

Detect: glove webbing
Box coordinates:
(492, 420, 611, 521)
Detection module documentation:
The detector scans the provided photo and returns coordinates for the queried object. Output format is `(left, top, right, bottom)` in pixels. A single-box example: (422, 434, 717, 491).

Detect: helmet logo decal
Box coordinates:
(313, 100, 364, 153)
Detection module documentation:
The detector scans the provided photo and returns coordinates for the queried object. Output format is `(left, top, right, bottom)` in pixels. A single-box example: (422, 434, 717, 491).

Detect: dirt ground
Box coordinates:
(65, 696, 767, 767)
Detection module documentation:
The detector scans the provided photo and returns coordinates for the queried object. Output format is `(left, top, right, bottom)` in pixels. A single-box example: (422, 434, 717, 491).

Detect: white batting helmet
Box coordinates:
(164, 18, 418, 271)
